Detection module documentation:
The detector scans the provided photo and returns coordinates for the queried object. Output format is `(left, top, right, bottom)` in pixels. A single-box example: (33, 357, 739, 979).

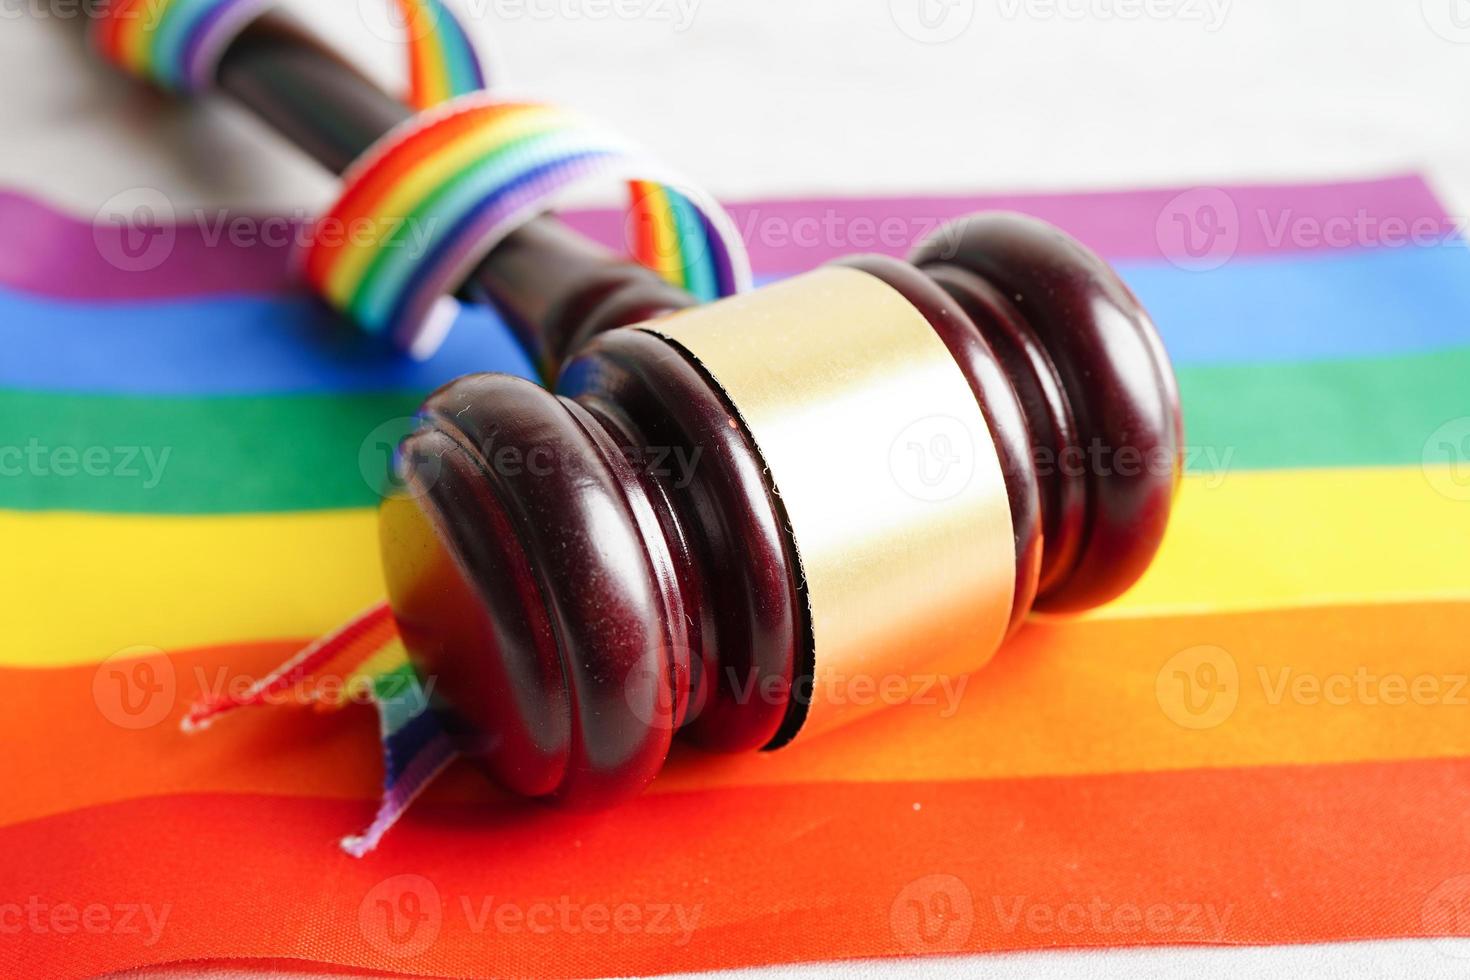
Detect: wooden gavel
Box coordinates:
(206, 14, 1182, 805)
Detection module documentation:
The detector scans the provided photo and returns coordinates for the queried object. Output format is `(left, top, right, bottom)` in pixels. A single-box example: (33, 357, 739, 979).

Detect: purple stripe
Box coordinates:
(181, 0, 274, 89)
(699, 206, 739, 297)
(562, 173, 1454, 273)
(341, 731, 457, 858)
(3, 175, 1448, 301)
(389, 153, 618, 351)
(0, 191, 293, 300)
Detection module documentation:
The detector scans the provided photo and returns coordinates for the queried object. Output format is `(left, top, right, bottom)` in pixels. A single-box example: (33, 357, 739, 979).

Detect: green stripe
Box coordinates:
(1178, 349, 1465, 472)
(0, 349, 1461, 514)
(668, 189, 717, 301)
(438, 9, 484, 94)
(375, 663, 429, 734)
(0, 390, 422, 513)
(149, 0, 216, 89)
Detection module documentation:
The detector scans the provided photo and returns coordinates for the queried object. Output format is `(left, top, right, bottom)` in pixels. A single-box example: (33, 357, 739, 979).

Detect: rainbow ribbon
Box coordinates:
(304, 93, 750, 357)
(92, 0, 486, 108)
(92, 0, 749, 358)
(183, 602, 453, 857)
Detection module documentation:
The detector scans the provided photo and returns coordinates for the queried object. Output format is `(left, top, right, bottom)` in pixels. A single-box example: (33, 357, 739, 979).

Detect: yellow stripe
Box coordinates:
(119, 4, 153, 77)
(346, 637, 411, 690)
(323, 106, 563, 306)
(5, 467, 1467, 668)
(6, 509, 382, 669)
(409, 36, 451, 109)
(639, 183, 684, 285)
(1093, 465, 1470, 619)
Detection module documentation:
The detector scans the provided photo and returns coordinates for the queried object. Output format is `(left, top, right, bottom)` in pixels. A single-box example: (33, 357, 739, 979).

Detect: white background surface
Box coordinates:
(5, 1, 1469, 977)
(4, 0, 1470, 215)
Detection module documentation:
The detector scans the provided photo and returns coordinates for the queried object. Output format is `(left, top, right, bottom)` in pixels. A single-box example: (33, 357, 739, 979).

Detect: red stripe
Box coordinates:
(4, 761, 1469, 977)
(629, 179, 658, 269)
(94, 0, 147, 65)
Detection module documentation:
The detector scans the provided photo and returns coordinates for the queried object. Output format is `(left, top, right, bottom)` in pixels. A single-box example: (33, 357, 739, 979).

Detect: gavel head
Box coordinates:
(378, 213, 1183, 807)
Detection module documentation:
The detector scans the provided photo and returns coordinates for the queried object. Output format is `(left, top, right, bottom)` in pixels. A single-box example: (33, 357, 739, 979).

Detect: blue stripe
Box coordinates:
(384, 149, 615, 342)
(433, 3, 485, 94)
(363, 142, 615, 333)
(0, 290, 536, 394)
(382, 705, 444, 783)
(1115, 243, 1470, 365)
(376, 666, 430, 737)
(1, 243, 1467, 395)
(150, 0, 220, 89)
(667, 189, 717, 301)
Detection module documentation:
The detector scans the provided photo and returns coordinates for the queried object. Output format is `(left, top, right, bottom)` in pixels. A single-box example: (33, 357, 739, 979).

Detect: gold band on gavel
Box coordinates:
(642, 266, 1015, 741)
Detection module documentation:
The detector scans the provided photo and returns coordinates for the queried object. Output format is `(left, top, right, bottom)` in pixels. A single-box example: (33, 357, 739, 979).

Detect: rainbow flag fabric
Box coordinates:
(4, 174, 1470, 977)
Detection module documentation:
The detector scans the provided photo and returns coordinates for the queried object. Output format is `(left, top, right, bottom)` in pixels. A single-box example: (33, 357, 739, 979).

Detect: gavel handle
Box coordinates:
(213, 12, 692, 372)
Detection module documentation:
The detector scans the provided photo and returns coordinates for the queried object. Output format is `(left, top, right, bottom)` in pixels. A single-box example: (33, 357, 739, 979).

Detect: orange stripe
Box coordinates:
(669, 597, 1470, 791)
(2, 641, 384, 828)
(6, 763, 1470, 976)
(640, 182, 682, 284)
(6, 602, 1468, 829)
(395, 0, 434, 109)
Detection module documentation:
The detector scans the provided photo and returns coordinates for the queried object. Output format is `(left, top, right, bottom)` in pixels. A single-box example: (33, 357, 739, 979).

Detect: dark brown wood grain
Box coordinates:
(383, 218, 1181, 803)
(913, 214, 1183, 612)
(200, 14, 1182, 803)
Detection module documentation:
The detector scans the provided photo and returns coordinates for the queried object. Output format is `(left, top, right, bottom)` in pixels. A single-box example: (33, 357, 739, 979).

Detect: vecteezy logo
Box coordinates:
(1156, 645, 1239, 730)
(358, 0, 442, 44)
(1156, 187, 1240, 271)
(889, 0, 976, 43)
(1423, 875, 1470, 959)
(889, 874, 975, 954)
(1422, 0, 1470, 43)
(94, 188, 177, 273)
(93, 646, 176, 730)
(889, 415, 975, 503)
(1422, 418, 1470, 501)
(359, 874, 443, 959)
(360, 417, 440, 499)
(623, 185, 714, 280)
(623, 644, 706, 732)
